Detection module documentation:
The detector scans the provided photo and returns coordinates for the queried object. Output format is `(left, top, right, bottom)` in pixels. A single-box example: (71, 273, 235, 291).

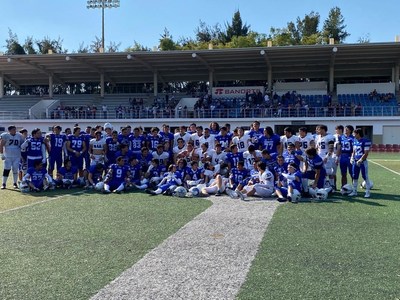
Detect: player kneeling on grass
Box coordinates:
(84, 163, 106, 189)
(102, 156, 130, 194)
(275, 162, 302, 203)
(54, 158, 80, 189)
(21, 159, 54, 192)
(238, 161, 275, 200)
(147, 164, 183, 195)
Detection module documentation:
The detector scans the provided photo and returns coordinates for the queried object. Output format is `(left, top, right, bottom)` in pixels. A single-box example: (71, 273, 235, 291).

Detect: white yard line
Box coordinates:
(0, 190, 84, 215)
(369, 160, 400, 176)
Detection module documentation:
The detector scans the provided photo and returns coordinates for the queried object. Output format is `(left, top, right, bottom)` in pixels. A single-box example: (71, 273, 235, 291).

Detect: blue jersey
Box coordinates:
(176, 166, 189, 180)
(129, 163, 142, 182)
(259, 134, 281, 152)
(186, 167, 204, 181)
(88, 165, 104, 183)
(48, 133, 66, 156)
(130, 135, 146, 153)
(114, 150, 135, 166)
(306, 155, 326, 175)
(159, 132, 174, 145)
(248, 128, 264, 148)
(283, 149, 302, 166)
(230, 167, 250, 185)
(118, 134, 132, 147)
(215, 134, 231, 151)
(109, 164, 130, 185)
(262, 152, 278, 173)
(274, 163, 288, 181)
(147, 135, 162, 151)
(138, 153, 153, 172)
(68, 134, 85, 152)
(225, 152, 244, 168)
(341, 134, 355, 156)
(288, 170, 303, 192)
(353, 138, 371, 160)
(27, 167, 47, 188)
(58, 166, 78, 180)
(105, 137, 120, 162)
(26, 137, 45, 158)
(148, 165, 166, 179)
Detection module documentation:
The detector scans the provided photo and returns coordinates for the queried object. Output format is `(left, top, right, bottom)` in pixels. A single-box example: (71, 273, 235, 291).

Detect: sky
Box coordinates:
(0, 0, 399, 53)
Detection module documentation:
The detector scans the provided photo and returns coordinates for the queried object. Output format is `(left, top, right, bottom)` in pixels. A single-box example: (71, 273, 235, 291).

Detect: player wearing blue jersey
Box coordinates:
(22, 160, 54, 192)
(21, 128, 48, 169)
(85, 163, 106, 188)
(275, 162, 302, 203)
(215, 126, 232, 151)
(302, 147, 327, 192)
(147, 127, 162, 152)
(66, 126, 87, 176)
(229, 160, 250, 190)
(103, 156, 130, 193)
(114, 143, 135, 166)
(349, 128, 372, 198)
(130, 127, 146, 156)
(184, 160, 205, 189)
(105, 130, 120, 168)
(147, 164, 183, 195)
(226, 144, 244, 170)
(339, 125, 355, 187)
(259, 126, 281, 153)
(46, 125, 66, 177)
(55, 158, 79, 188)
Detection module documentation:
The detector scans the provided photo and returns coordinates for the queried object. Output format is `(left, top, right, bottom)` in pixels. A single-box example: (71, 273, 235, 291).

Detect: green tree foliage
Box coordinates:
(159, 28, 178, 51)
(36, 36, 65, 54)
(223, 10, 250, 43)
(23, 37, 37, 54)
(269, 12, 321, 46)
(5, 29, 25, 55)
(322, 7, 350, 44)
(125, 41, 151, 52)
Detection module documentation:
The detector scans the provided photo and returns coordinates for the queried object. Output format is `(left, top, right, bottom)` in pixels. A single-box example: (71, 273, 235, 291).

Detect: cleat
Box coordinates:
(236, 190, 246, 201)
(364, 190, 371, 198)
(1, 184, 6, 190)
(348, 191, 357, 197)
(277, 197, 287, 202)
(225, 188, 239, 199)
(113, 190, 122, 194)
(103, 189, 111, 194)
(13, 183, 18, 189)
(215, 191, 222, 196)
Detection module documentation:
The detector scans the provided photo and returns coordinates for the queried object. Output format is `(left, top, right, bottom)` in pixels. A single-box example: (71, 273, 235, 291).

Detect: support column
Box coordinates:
(329, 66, 334, 93)
(100, 73, 105, 98)
(395, 65, 400, 94)
(153, 72, 158, 97)
(0, 74, 4, 98)
(48, 75, 53, 98)
(267, 68, 272, 93)
(208, 71, 213, 95)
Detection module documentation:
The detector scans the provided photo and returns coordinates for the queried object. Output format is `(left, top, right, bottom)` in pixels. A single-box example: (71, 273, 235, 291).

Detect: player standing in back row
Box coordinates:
(0, 125, 26, 189)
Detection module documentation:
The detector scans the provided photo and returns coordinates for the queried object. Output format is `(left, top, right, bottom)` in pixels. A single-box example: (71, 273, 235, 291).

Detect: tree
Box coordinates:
(357, 33, 370, 44)
(36, 36, 65, 54)
(322, 7, 350, 44)
(158, 28, 178, 51)
(223, 10, 250, 43)
(125, 41, 151, 52)
(23, 36, 37, 54)
(5, 29, 25, 55)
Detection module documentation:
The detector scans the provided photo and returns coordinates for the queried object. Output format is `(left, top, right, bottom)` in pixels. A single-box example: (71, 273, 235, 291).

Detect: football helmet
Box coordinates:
(19, 182, 30, 193)
(188, 186, 200, 197)
(173, 186, 187, 198)
(308, 187, 317, 198)
(316, 188, 328, 200)
(291, 189, 302, 202)
(361, 180, 373, 189)
(340, 184, 353, 195)
(95, 182, 104, 191)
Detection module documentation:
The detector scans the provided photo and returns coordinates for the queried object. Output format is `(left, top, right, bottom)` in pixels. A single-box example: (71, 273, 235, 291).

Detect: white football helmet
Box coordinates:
(104, 122, 113, 130)
(188, 187, 200, 197)
(292, 189, 302, 202)
(308, 187, 317, 198)
(173, 186, 187, 198)
(316, 188, 328, 200)
(340, 184, 353, 195)
(19, 182, 30, 193)
(95, 182, 104, 191)
(361, 180, 373, 189)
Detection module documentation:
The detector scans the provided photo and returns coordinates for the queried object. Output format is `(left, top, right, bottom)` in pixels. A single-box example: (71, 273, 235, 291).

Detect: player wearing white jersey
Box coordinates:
(298, 127, 315, 152)
(242, 145, 262, 170)
(280, 127, 299, 154)
(199, 128, 215, 150)
(0, 125, 26, 189)
(238, 161, 275, 199)
(231, 127, 251, 153)
(89, 131, 107, 166)
(315, 125, 335, 158)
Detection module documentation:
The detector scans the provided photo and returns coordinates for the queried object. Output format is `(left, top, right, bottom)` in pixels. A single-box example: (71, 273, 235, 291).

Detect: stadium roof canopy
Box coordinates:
(0, 42, 400, 87)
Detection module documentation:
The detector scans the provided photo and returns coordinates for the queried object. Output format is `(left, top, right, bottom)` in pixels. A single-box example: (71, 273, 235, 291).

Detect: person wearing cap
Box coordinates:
(0, 125, 26, 189)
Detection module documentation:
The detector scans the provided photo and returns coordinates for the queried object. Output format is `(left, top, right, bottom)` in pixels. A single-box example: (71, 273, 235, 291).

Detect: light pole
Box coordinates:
(87, 0, 120, 53)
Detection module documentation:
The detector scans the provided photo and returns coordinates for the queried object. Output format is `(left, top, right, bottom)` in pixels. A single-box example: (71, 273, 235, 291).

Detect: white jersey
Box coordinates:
(152, 151, 170, 166)
(232, 134, 251, 153)
(280, 135, 299, 151)
(258, 170, 275, 187)
(243, 150, 262, 170)
(298, 134, 314, 152)
(89, 138, 106, 153)
(199, 134, 215, 150)
(190, 133, 203, 148)
(204, 164, 220, 181)
(316, 133, 335, 158)
(209, 149, 227, 166)
(173, 132, 191, 147)
(0, 132, 25, 158)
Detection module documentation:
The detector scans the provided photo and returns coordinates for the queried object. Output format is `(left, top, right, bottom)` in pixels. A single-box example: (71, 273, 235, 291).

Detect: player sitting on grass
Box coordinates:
(103, 156, 130, 194)
(146, 164, 183, 195)
(22, 159, 54, 192)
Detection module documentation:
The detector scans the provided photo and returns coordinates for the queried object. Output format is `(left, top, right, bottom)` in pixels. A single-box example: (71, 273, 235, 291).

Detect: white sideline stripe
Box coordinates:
(369, 160, 400, 176)
(0, 191, 84, 215)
